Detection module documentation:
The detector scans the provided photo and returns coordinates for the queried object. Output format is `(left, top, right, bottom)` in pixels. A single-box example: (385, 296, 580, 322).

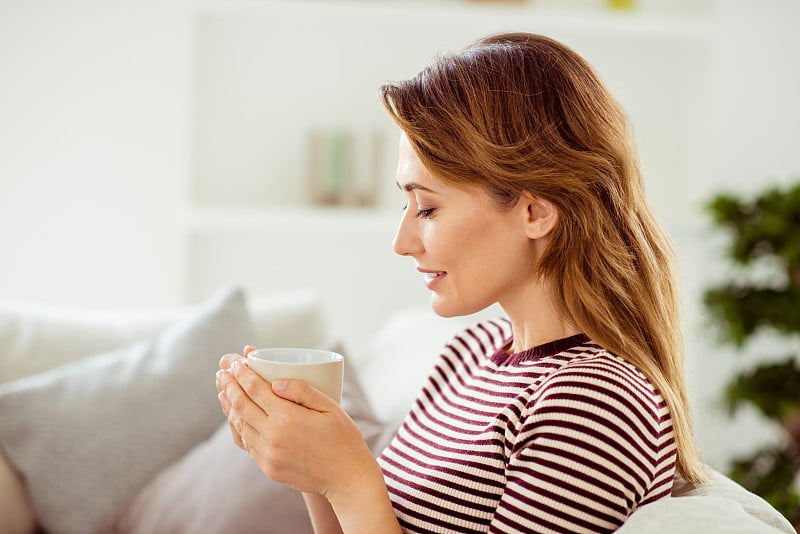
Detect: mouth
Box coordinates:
(423, 271, 446, 283)
(418, 269, 447, 289)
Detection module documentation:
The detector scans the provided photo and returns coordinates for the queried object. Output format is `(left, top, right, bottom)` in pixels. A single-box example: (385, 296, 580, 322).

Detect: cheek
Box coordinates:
(421, 223, 469, 260)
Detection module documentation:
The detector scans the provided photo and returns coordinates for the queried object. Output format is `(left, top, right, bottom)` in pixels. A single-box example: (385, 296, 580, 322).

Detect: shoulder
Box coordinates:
(439, 317, 511, 364)
(530, 348, 669, 431)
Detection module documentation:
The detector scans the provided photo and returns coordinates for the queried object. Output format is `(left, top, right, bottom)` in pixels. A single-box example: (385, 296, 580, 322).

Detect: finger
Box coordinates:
(271, 378, 338, 413)
(217, 389, 231, 415)
(229, 360, 282, 413)
(219, 352, 245, 370)
(228, 419, 246, 450)
(225, 361, 281, 438)
(215, 368, 233, 393)
(243, 345, 256, 357)
(217, 390, 246, 449)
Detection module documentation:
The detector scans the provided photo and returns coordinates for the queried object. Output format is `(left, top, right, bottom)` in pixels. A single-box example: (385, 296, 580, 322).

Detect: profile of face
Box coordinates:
(393, 133, 555, 318)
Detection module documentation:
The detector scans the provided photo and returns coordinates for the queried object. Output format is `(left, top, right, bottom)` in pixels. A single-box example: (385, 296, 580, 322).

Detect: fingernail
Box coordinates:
(231, 361, 240, 375)
(272, 379, 287, 391)
(218, 391, 229, 408)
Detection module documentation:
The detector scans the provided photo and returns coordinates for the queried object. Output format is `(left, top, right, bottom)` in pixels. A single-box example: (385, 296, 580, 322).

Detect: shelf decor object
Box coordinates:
(607, 0, 635, 11)
(307, 128, 384, 207)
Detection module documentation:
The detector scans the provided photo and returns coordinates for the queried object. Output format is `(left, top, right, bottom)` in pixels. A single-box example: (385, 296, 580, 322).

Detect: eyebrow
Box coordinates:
(396, 181, 439, 193)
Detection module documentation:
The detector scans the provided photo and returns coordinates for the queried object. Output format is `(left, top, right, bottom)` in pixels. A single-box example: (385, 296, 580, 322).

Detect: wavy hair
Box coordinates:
(380, 32, 705, 483)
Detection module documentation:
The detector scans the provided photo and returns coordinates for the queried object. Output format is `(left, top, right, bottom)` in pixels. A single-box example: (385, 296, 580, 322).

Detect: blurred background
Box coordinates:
(1, 0, 798, 493)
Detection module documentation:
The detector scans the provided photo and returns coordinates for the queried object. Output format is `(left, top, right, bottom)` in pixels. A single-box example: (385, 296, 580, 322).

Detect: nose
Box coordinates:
(392, 209, 424, 257)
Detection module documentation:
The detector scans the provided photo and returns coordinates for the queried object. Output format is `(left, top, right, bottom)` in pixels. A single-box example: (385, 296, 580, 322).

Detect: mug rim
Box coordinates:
(248, 347, 344, 365)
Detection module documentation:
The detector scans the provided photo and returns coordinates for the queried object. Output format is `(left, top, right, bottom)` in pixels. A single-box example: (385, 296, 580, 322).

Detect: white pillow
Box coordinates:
(357, 305, 504, 423)
(247, 290, 328, 350)
(618, 495, 790, 534)
(0, 287, 254, 534)
(0, 289, 326, 383)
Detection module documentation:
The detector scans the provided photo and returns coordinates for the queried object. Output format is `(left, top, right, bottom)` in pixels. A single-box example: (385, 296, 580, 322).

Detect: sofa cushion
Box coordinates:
(0, 289, 326, 384)
(0, 287, 254, 534)
(618, 495, 790, 534)
(102, 349, 388, 534)
(617, 469, 795, 534)
(672, 470, 795, 533)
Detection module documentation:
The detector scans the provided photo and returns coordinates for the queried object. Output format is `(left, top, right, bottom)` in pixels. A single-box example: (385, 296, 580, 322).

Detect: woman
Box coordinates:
(216, 32, 706, 533)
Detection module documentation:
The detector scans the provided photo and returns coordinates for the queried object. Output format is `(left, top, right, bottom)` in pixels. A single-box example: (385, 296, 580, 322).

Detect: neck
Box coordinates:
(500, 279, 581, 353)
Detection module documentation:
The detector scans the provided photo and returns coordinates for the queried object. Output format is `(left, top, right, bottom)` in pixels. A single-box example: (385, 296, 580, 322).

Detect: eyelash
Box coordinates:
(401, 203, 436, 219)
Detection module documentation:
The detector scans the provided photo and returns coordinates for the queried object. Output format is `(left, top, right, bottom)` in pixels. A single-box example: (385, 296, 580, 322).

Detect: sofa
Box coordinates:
(0, 287, 794, 534)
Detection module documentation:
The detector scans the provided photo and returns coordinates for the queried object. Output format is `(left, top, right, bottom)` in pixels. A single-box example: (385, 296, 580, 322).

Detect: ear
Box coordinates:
(521, 195, 558, 240)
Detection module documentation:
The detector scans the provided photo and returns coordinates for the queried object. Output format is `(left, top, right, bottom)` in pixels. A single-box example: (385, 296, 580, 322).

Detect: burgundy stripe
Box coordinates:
(640, 486, 673, 506)
(386, 488, 489, 534)
(417, 382, 523, 425)
(520, 412, 662, 472)
(381, 462, 502, 508)
(476, 320, 509, 351)
(388, 432, 506, 475)
(548, 364, 661, 414)
(564, 359, 662, 412)
(452, 334, 483, 367)
(520, 451, 640, 500)
(494, 501, 618, 534)
(394, 421, 507, 461)
(652, 459, 677, 480)
(513, 467, 630, 516)
(502, 482, 623, 529)
(418, 366, 528, 419)
(528, 393, 664, 455)
(523, 432, 652, 490)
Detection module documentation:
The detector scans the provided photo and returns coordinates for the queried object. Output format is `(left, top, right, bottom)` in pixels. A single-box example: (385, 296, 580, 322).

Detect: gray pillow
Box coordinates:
(0, 287, 254, 534)
(102, 349, 389, 534)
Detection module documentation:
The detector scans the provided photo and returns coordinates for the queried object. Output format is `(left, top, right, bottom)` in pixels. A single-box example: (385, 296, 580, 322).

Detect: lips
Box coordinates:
(418, 269, 446, 290)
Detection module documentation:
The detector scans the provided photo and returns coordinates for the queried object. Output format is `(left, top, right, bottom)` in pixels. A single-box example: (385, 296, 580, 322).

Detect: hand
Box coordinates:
(216, 345, 256, 449)
(217, 353, 378, 500)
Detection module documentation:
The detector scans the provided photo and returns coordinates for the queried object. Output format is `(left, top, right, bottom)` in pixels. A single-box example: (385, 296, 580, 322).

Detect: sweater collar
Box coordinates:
(490, 333, 591, 366)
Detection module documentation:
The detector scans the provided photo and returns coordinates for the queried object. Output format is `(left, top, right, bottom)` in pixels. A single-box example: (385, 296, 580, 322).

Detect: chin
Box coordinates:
(430, 295, 490, 319)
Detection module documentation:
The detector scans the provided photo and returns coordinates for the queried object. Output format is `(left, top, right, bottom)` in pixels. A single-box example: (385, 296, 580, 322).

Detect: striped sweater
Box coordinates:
(378, 318, 676, 533)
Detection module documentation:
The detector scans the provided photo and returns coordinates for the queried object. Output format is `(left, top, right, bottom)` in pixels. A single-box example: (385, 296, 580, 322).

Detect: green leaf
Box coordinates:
(726, 358, 800, 419)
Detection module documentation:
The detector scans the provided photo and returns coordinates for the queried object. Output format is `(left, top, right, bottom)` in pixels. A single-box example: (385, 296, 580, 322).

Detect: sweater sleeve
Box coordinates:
(488, 358, 676, 534)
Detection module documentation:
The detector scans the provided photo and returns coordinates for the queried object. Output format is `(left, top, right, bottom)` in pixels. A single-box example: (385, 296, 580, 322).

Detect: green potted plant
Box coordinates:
(703, 181, 800, 529)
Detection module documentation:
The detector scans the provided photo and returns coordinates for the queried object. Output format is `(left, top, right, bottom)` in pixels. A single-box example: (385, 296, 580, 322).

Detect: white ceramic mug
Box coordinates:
(247, 348, 344, 403)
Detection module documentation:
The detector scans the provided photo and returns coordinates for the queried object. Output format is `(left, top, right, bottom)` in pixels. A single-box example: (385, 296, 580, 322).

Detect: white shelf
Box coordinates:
(182, 206, 401, 234)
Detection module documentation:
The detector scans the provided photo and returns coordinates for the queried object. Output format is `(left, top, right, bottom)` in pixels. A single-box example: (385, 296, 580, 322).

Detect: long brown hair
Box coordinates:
(380, 32, 706, 483)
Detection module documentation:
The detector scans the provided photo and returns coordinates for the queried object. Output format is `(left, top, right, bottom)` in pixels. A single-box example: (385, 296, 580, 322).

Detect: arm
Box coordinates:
(303, 493, 342, 534)
(302, 466, 399, 534)
(324, 461, 399, 533)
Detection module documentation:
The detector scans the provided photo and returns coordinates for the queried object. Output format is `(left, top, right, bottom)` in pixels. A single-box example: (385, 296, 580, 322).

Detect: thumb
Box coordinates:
(271, 379, 336, 412)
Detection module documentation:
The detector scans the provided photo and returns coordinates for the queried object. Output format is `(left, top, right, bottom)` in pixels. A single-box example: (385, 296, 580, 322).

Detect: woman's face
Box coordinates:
(393, 134, 539, 317)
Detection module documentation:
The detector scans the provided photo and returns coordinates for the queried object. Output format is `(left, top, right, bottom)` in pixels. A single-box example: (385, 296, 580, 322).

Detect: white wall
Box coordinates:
(0, 1, 191, 308)
(0, 0, 799, 470)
